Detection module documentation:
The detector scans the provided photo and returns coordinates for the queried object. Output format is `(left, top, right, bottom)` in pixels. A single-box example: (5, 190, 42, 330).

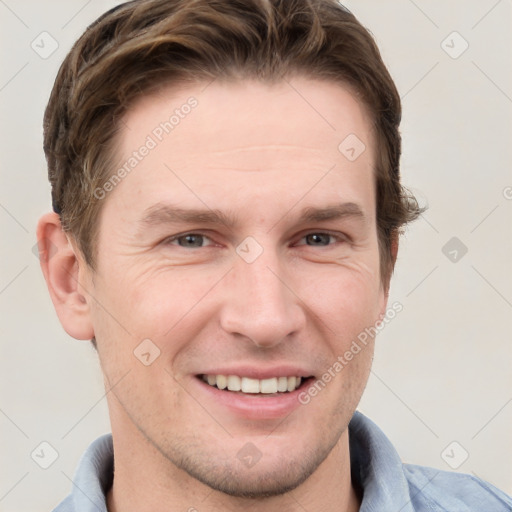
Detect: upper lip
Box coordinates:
(196, 365, 315, 380)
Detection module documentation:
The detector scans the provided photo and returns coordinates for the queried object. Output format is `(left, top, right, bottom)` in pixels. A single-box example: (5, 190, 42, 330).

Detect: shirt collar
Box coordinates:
(71, 433, 113, 512)
(68, 411, 415, 511)
(350, 411, 415, 511)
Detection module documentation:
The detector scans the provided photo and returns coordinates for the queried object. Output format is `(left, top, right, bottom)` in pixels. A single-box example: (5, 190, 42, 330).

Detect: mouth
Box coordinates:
(197, 374, 314, 397)
(192, 368, 317, 419)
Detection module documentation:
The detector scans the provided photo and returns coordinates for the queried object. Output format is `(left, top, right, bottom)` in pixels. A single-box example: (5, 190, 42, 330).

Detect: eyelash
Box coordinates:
(296, 232, 346, 246)
(164, 233, 216, 248)
(163, 231, 348, 248)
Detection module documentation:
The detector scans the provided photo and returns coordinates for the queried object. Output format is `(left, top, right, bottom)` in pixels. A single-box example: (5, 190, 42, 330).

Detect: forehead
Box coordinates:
(118, 77, 373, 163)
(107, 78, 376, 221)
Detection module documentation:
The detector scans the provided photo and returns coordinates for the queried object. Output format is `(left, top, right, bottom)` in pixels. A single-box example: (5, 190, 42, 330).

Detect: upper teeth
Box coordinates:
(202, 375, 302, 393)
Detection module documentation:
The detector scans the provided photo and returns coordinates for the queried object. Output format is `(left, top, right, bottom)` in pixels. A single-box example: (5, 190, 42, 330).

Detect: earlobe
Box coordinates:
(36, 212, 95, 340)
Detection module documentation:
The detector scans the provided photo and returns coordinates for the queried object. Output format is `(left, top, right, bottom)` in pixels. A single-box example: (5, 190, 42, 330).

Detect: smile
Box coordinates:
(200, 374, 303, 394)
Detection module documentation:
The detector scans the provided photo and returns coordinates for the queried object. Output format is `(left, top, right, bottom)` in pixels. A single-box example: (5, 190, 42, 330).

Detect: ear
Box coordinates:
(379, 231, 399, 314)
(389, 230, 399, 272)
(36, 212, 95, 340)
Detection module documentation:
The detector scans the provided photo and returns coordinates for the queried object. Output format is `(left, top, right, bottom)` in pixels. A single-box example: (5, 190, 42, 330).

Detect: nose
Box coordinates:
(219, 250, 306, 348)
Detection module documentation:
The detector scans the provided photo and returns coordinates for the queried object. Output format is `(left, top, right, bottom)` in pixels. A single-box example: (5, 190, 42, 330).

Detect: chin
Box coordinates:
(166, 430, 341, 499)
(183, 458, 317, 498)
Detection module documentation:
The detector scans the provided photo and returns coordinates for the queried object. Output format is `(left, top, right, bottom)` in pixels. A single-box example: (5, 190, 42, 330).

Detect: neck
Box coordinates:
(106, 424, 361, 512)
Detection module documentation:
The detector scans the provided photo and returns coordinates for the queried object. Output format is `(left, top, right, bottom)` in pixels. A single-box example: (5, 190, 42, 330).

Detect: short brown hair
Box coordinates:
(44, 0, 422, 285)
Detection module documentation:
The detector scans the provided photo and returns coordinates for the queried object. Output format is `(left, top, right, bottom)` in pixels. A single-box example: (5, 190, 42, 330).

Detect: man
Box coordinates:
(36, 0, 512, 510)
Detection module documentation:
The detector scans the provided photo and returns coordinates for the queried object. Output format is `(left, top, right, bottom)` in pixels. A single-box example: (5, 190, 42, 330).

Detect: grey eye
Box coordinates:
(305, 233, 332, 246)
(176, 234, 205, 247)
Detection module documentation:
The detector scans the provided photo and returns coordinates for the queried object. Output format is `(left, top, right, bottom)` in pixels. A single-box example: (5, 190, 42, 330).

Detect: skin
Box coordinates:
(38, 77, 397, 511)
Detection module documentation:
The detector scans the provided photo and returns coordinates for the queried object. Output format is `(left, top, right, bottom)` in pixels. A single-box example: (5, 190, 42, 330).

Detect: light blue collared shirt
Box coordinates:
(53, 411, 512, 511)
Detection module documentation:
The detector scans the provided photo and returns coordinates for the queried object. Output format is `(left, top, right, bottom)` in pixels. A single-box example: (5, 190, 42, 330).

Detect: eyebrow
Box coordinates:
(298, 203, 366, 224)
(137, 202, 366, 232)
(138, 204, 237, 231)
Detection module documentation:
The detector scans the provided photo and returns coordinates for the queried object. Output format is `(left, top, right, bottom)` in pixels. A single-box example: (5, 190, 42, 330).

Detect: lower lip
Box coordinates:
(192, 376, 313, 420)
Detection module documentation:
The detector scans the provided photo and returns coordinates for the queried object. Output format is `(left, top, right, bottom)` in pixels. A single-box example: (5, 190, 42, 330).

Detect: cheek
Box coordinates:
(92, 261, 193, 331)
(295, 260, 384, 334)
(90, 265, 225, 375)
(128, 267, 223, 336)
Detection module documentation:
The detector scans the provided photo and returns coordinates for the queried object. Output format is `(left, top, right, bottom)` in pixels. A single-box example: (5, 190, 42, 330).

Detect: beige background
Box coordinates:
(1, 0, 511, 510)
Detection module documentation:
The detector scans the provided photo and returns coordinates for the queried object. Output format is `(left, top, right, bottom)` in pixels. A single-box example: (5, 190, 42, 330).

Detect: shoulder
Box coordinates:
(403, 463, 512, 511)
(51, 494, 73, 512)
(349, 412, 512, 511)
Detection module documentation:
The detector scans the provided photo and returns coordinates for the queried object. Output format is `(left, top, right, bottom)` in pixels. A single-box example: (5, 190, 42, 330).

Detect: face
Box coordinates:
(81, 77, 388, 497)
